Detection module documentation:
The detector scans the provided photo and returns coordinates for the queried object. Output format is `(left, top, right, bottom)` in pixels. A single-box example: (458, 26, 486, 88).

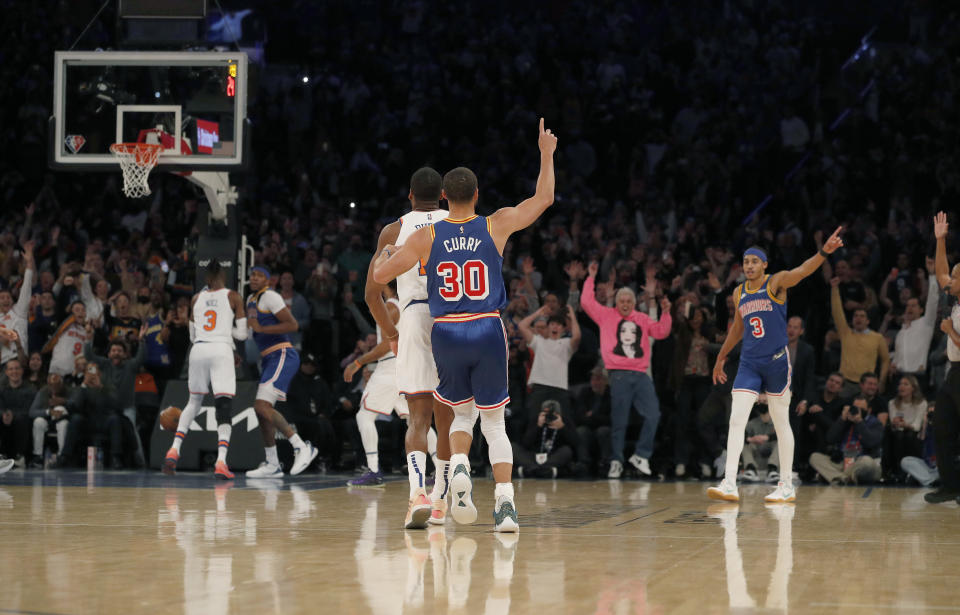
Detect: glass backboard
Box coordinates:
(51, 51, 248, 171)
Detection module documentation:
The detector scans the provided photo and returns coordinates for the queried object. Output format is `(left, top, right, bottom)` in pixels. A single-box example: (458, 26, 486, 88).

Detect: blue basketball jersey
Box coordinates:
(736, 274, 788, 360)
(426, 215, 507, 317)
(247, 288, 292, 354)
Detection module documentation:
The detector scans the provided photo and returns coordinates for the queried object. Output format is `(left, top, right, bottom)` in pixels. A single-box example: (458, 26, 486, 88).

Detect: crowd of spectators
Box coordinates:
(0, 1, 958, 484)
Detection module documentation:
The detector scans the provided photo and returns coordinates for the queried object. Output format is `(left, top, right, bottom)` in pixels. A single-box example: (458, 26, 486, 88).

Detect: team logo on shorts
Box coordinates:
(64, 134, 86, 154)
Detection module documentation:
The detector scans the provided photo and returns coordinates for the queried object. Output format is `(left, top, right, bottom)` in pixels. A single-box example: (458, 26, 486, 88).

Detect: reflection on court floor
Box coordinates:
(0, 472, 959, 614)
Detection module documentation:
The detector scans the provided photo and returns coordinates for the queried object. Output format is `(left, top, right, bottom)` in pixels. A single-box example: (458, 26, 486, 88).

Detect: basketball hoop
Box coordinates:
(109, 143, 162, 198)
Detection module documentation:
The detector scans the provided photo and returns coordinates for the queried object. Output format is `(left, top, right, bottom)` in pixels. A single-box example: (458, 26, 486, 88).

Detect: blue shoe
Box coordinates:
(347, 470, 384, 487)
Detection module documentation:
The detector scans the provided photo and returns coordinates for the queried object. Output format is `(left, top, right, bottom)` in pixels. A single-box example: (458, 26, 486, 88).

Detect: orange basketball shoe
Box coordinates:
(214, 460, 234, 480)
(404, 490, 432, 529)
(162, 448, 179, 475)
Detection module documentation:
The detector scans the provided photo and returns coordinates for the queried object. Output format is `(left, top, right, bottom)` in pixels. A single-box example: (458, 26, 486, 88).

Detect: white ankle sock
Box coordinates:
(216, 424, 231, 463)
(288, 433, 306, 450)
(431, 460, 449, 502)
(408, 451, 427, 496)
(265, 445, 279, 467)
(494, 482, 514, 499)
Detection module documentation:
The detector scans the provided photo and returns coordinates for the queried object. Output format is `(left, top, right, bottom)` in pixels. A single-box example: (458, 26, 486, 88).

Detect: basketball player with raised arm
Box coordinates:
(374, 118, 558, 532)
(244, 266, 318, 478)
(708, 227, 844, 503)
(163, 261, 247, 479)
(364, 167, 453, 529)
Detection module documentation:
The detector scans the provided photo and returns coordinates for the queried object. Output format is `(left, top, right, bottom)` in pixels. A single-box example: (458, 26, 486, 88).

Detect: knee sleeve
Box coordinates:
(450, 402, 479, 436)
(480, 408, 512, 465)
(214, 395, 233, 425)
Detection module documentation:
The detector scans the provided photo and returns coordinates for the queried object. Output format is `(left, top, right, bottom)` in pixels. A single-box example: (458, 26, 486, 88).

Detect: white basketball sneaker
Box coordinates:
(449, 462, 477, 525)
(493, 495, 519, 533)
(246, 461, 283, 478)
(290, 441, 318, 476)
(707, 479, 740, 502)
(764, 481, 796, 503)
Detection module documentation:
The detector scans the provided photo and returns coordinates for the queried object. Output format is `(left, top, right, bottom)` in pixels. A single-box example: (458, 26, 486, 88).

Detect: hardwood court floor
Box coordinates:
(0, 471, 959, 614)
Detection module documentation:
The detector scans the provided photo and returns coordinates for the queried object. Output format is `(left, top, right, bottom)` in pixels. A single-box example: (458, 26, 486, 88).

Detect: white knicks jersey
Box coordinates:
(376, 297, 401, 361)
(193, 288, 235, 344)
(396, 209, 448, 309)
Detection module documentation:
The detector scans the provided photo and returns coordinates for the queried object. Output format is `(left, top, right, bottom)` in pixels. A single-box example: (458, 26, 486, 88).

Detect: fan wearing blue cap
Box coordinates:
(708, 226, 844, 505)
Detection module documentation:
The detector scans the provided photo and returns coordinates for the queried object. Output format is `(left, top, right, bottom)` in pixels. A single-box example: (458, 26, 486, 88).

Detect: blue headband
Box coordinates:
(251, 266, 271, 278)
(744, 248, 767, 263)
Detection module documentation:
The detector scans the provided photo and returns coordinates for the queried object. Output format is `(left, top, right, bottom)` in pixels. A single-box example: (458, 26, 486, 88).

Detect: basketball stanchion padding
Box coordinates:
(109, 142, 163, 198)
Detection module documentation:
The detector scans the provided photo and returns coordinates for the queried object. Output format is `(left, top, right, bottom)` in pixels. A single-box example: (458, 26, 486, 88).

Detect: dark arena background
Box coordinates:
(1, 1, 960, 613)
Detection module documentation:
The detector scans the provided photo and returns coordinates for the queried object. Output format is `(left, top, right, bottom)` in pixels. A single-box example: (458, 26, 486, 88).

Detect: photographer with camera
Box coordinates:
(808, 395, 883, 485)
(512, 399, 577, 478)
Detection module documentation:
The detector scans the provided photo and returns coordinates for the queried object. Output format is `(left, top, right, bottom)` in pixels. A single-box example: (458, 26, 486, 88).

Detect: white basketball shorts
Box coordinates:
(396, 302, 439, 396)
(361, 358, 408, 417)
(187, 341, 236, 397)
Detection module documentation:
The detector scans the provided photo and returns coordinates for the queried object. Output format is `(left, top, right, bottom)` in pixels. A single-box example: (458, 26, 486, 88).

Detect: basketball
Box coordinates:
(159, 406, 182, 431)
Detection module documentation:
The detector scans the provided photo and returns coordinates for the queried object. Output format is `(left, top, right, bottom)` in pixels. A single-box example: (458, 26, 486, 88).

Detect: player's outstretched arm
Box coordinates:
(934, 211, 952, 289)
(488, 118, 558, 252)
(365, 221, 402, 339)
(770, 226, 843, 294)
(373, 226, 432, 285)
(712, 290, 744, 385)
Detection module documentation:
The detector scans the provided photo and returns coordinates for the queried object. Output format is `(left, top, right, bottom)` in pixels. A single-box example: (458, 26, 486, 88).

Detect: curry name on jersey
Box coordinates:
(426, 215, 506, 317)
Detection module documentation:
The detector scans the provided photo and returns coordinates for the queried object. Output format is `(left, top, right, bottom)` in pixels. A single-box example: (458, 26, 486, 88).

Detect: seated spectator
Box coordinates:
(854, 372, 888, 424)
(830, 277, 890, 397)
(573, 366, 612, 476)
(0, 357, 39, 464)
(796, 372, 846, 474)
(65, 355, 87, 388)
(83, 323, 147, 465)
(57, 362, 130, 468)
(883, 375, 926, 480)
(513, 399, 577, 478)
(516, 304, 581, 429)
(901, 402, 938, 487)
(28, 372, 73, 468)
(24, 351, 45, 388)
(742, 398, 780, 483)
(809, 395, 883, 485)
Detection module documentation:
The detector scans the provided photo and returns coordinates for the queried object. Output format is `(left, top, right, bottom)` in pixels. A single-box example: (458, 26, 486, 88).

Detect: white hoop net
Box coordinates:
(109, 143, 162, 198)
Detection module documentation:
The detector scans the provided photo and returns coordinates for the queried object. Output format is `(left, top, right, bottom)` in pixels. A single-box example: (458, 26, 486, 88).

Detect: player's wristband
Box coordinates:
(818, 247, 829, 257)
(354, 359, 362, 369)
(386, 331, 399, 340)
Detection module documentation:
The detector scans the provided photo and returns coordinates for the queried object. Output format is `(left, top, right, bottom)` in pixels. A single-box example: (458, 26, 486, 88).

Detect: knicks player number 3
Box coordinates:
(748, 316, 765, 338)
(436, 260, 490, 301)
(203, 310, 218, 331)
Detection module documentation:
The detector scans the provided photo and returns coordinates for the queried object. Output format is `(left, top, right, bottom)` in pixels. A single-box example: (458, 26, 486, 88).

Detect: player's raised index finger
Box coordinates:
(539, 117, 544, 133)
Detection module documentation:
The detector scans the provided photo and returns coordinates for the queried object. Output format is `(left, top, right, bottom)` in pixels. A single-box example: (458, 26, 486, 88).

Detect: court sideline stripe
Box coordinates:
(0, 608, 72, 615)
(615, 507, 670, 526)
